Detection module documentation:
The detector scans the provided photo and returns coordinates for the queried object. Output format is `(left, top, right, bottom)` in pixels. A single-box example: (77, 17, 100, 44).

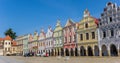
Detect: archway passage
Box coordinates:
(65, 48, 69, 56)
(80, 46, 86, 56)
(61, 48, 64, 56)
(110, 44, 118, 56)
(51, 49, 54, 56)
(94, 46, 99, 56)
(102, 45, 108, 56)
(88, 46, 93, 56)
(49, 50, 51, 56)
(70, 48, 74, 56)
(58, 49, 59, 56)
(75, 48, 78, 56)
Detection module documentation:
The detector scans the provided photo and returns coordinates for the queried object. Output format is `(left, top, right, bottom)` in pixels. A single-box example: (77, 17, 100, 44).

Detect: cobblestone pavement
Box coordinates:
(0, 56, 25, 63)
(2, 56, 120, 63)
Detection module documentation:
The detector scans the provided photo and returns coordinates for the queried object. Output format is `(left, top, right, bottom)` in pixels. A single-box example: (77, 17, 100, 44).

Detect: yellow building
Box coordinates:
(77, 9, 99, 56)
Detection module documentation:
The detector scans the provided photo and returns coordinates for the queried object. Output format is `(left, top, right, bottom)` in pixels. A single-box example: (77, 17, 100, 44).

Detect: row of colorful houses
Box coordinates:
(16, 2, 120, 56)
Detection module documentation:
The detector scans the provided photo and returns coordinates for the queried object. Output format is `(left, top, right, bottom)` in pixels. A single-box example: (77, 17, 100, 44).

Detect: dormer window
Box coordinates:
(85, 23, 88, 28)
(109, 17, 112, 22)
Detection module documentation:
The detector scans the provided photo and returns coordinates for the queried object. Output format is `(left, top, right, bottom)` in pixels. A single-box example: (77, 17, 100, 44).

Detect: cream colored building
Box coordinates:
(77, 9, 99, 56)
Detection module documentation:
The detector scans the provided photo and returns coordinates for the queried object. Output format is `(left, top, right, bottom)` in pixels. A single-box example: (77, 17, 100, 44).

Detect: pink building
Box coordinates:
(63, 19, 77, 56)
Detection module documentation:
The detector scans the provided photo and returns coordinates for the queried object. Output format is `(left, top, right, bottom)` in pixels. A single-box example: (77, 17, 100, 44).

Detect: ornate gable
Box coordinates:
(78, 9, 98, 30)
(39, 28, 46, 40)
(65, 19, 74, 27)
(33, 31, 38, 40)
(54, 20, 62, 32)
(46, 26, 53, 38)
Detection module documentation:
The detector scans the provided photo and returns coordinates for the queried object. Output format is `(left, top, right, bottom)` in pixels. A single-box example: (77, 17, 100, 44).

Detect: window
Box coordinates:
(86, 33, 89, 40)
(80, 34, 83, 40)
(8, 48, 10, 51)
(13, 48, 15, 51)
(9, 42, 10, 45)
(70, 36, 72, 43)
(109, 17, 112, 22)
(65, 37, 67, 43)
(111, 30, 114, 37)
(85, 23, 88, 28)
(92, 32, 95, 39)
(103, 31, 106, 38)
(69, 27, 72, 32)
(5, 48, 7, 51)
(74, 35, 76, 41)
(49, 41, 51, 46)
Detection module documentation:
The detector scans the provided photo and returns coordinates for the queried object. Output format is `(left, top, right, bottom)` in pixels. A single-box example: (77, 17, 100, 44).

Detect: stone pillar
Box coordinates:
(64, 49, 65, 56)
(69, 49, 71, 56)
(117, 44, 120, 56)
(99, 48, 102, 57)
(74, 50, 75, 56)
(108, 47, 111, 56)
(78, 49, 80, 56)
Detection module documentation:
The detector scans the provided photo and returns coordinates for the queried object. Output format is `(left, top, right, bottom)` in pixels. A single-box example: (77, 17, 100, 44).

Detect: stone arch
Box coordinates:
(61, 48, 64, 56)
(48, 50, 50, 56)
(110, 44, 118, 56)
(65, 48, 69, 56)
(88, 46, 93, 56)
(94, 45, 99, 56)
(102, 45, 108, 56)
(70, 48, 74, 56)
(51, 49, 54, 56)
(75, 48, 78, 56)
(80, 46, 86, 56)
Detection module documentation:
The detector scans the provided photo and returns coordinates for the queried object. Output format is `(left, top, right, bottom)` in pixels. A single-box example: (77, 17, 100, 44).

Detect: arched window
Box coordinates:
(85, 23, 88, 28)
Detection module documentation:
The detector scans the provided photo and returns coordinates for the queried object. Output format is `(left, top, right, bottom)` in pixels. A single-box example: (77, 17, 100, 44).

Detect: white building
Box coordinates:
(99, 2, 120, 56)
(45, 27, 53, 56)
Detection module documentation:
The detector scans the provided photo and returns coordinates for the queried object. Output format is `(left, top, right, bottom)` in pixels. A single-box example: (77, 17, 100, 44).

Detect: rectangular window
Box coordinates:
(65, 37, 67, 43)
(74, 35, 76, 41)
(86, 33, 89, 40)
(103, 31, 106, 38)
(70, 36, 72, 43)
(92, 32, 95, 39)
(111, 30, 114, 37)
(80, 34, 83, 40)
(109, 17, 112, 22)
(8, 48, 10, 51)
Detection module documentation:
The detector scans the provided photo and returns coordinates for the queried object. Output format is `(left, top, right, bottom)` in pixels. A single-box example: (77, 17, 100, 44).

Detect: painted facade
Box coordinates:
(3, 35, 12, 55)
(28, 34, 33, 52)
(77, 9, 99, 56)
(31, 31, 39, 54)
(16, 36, 23, 55)
(11, 40, 17, 55)
(53, 20, 63, 56)
(38, 29, 46, 54)
(22, 34, 30, 55)
(63, 19, 76, 56)
(98, 2, 120, 56)
(45, 27, 53, 56)
(16, 34, 29, 55)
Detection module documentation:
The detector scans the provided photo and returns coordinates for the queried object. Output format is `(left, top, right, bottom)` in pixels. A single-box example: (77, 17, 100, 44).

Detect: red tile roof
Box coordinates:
(0, 38, 3, 41)
(4, 35, 12, 41)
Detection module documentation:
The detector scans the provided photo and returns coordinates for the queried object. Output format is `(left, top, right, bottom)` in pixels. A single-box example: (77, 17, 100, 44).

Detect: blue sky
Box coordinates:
(0, 0, 120, 37)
